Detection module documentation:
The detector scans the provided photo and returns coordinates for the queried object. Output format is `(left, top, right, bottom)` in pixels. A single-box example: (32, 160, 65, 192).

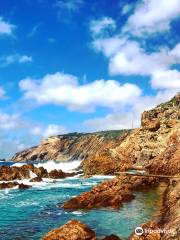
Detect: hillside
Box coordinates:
(12, 94, 180, 176)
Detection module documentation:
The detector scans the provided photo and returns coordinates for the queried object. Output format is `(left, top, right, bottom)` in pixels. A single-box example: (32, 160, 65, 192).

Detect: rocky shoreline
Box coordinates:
(2, 94, 179, 239)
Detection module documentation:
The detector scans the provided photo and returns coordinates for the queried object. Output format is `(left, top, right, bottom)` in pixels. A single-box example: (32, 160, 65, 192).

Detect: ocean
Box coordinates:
(0, 161, 163, 240)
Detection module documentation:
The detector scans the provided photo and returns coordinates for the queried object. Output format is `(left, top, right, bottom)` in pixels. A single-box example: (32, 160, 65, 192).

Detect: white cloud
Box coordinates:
(0, 16, 15, 36)
(31, 124, 67, 138)
(152, 69, 180, 90)
(123, 0, 180, 35)
(19, 55, 32, 63)
(0, 54, 32, 66)
(93, 37, 180, 76)
(19, 72, 142, 112)
(0, 112, 20, 130)
(84, 90, 178, 131)
(90, 17, 116, 37)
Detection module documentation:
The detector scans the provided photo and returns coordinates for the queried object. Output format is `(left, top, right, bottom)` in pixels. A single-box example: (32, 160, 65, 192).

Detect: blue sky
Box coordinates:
(0, 0, 179, 158)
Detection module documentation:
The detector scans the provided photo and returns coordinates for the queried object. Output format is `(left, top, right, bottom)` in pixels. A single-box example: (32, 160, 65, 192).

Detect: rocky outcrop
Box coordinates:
(128, 222, 161, 240)
(62, 176, 159, 210)
(42, 220, 122, 240)
(0, 181, 31, 190)
(48, 169, 75, 179)
(12, 94, 180, 176)
(129, 179, 180, 240)
(12, 130, 131, 175)
(112, 94, 180, 176)
(42, 220, 96, 240)
(159, 179, 180, 240)
(0, 164, 72, 181)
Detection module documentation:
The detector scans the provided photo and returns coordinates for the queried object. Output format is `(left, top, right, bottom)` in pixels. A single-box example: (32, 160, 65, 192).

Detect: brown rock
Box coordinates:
(48, 169, 74, 179)
(0, 181, 31, 190)
(18, 183, 31, 189)
(42, 220, 96, 240)
(62, 176, 158, 210)
(33, 167, 48, 178)
(30, 176, 43, 182)
(0, 181, 19, 189)
(128, 222, 161, 240)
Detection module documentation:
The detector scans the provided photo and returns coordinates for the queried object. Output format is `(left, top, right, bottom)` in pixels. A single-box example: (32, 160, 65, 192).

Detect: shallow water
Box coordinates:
(0, 175, 164, 240)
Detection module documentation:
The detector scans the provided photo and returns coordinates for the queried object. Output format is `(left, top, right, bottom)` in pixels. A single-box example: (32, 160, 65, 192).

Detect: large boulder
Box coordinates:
(42, 220, 96, 240)
(0, 166, 30, 181)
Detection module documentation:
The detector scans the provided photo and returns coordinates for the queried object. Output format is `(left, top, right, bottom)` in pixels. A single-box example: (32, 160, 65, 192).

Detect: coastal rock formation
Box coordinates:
(0, 164, 72, 181)
(0, 181, 31, 190)
(128, 222, 161, 240)
(159, 179, 180, 240)
(129, 179, 180, 240)
(48, 169, 75, 179)
(112, 94, 180, 176)
(42, 220, 96, 240)
(62, 176, 158, 210)
(42, 220, 122, 240)
(12, 94, 180, 176)
(12, 130, 131, 175)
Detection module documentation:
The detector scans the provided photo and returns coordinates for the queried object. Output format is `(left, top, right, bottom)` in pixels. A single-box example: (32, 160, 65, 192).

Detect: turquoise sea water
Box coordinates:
(0, 161, 163, 240)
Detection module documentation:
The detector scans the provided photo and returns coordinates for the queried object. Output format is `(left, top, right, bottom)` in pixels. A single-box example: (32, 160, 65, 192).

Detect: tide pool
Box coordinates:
(0, 176, 164, 240)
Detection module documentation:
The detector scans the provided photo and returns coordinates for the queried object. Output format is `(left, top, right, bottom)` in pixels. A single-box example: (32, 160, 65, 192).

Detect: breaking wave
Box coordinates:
(34, 159, 82, 173)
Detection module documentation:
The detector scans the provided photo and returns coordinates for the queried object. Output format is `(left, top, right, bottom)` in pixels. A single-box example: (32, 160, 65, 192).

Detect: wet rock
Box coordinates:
(33, 167, 48, 178)
(42, 219, 96, 240)
(0, 181, 31, 190)
(18, 183, 31, 190)
(0, 166, 30, 181)
(30, 176, 43, 182)
(62, 176, 158, 210)
(0, 181, 19, 189)
(48, 169, 74, 179)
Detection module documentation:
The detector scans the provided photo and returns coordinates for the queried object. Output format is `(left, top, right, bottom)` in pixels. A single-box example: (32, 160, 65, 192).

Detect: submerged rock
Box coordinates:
(42, 219, 96, 240)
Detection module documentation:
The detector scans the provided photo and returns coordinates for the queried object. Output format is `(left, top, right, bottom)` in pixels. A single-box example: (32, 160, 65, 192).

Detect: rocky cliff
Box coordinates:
(12, 94, 180, 176)
(11, 130, 130, 175)
(111, 93, 180, 175)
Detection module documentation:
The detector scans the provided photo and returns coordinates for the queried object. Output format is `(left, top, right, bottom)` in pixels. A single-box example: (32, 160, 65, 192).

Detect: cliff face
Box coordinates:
(112, 94, 180, 175)
(11, 130, 130, 175)
(12, 94, 180, 176)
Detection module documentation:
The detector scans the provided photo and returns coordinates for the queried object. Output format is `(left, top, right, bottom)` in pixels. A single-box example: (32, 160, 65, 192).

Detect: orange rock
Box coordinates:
(42, 220, 96, 240)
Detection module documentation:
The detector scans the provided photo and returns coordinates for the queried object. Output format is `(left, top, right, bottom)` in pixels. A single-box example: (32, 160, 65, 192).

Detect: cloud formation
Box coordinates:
(0, 16, 15, 36)
(90, 17, 116, 37)
(19, 72, 142, 112)
(123, 0, 180, 35)
(0, 54, 32, 67)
